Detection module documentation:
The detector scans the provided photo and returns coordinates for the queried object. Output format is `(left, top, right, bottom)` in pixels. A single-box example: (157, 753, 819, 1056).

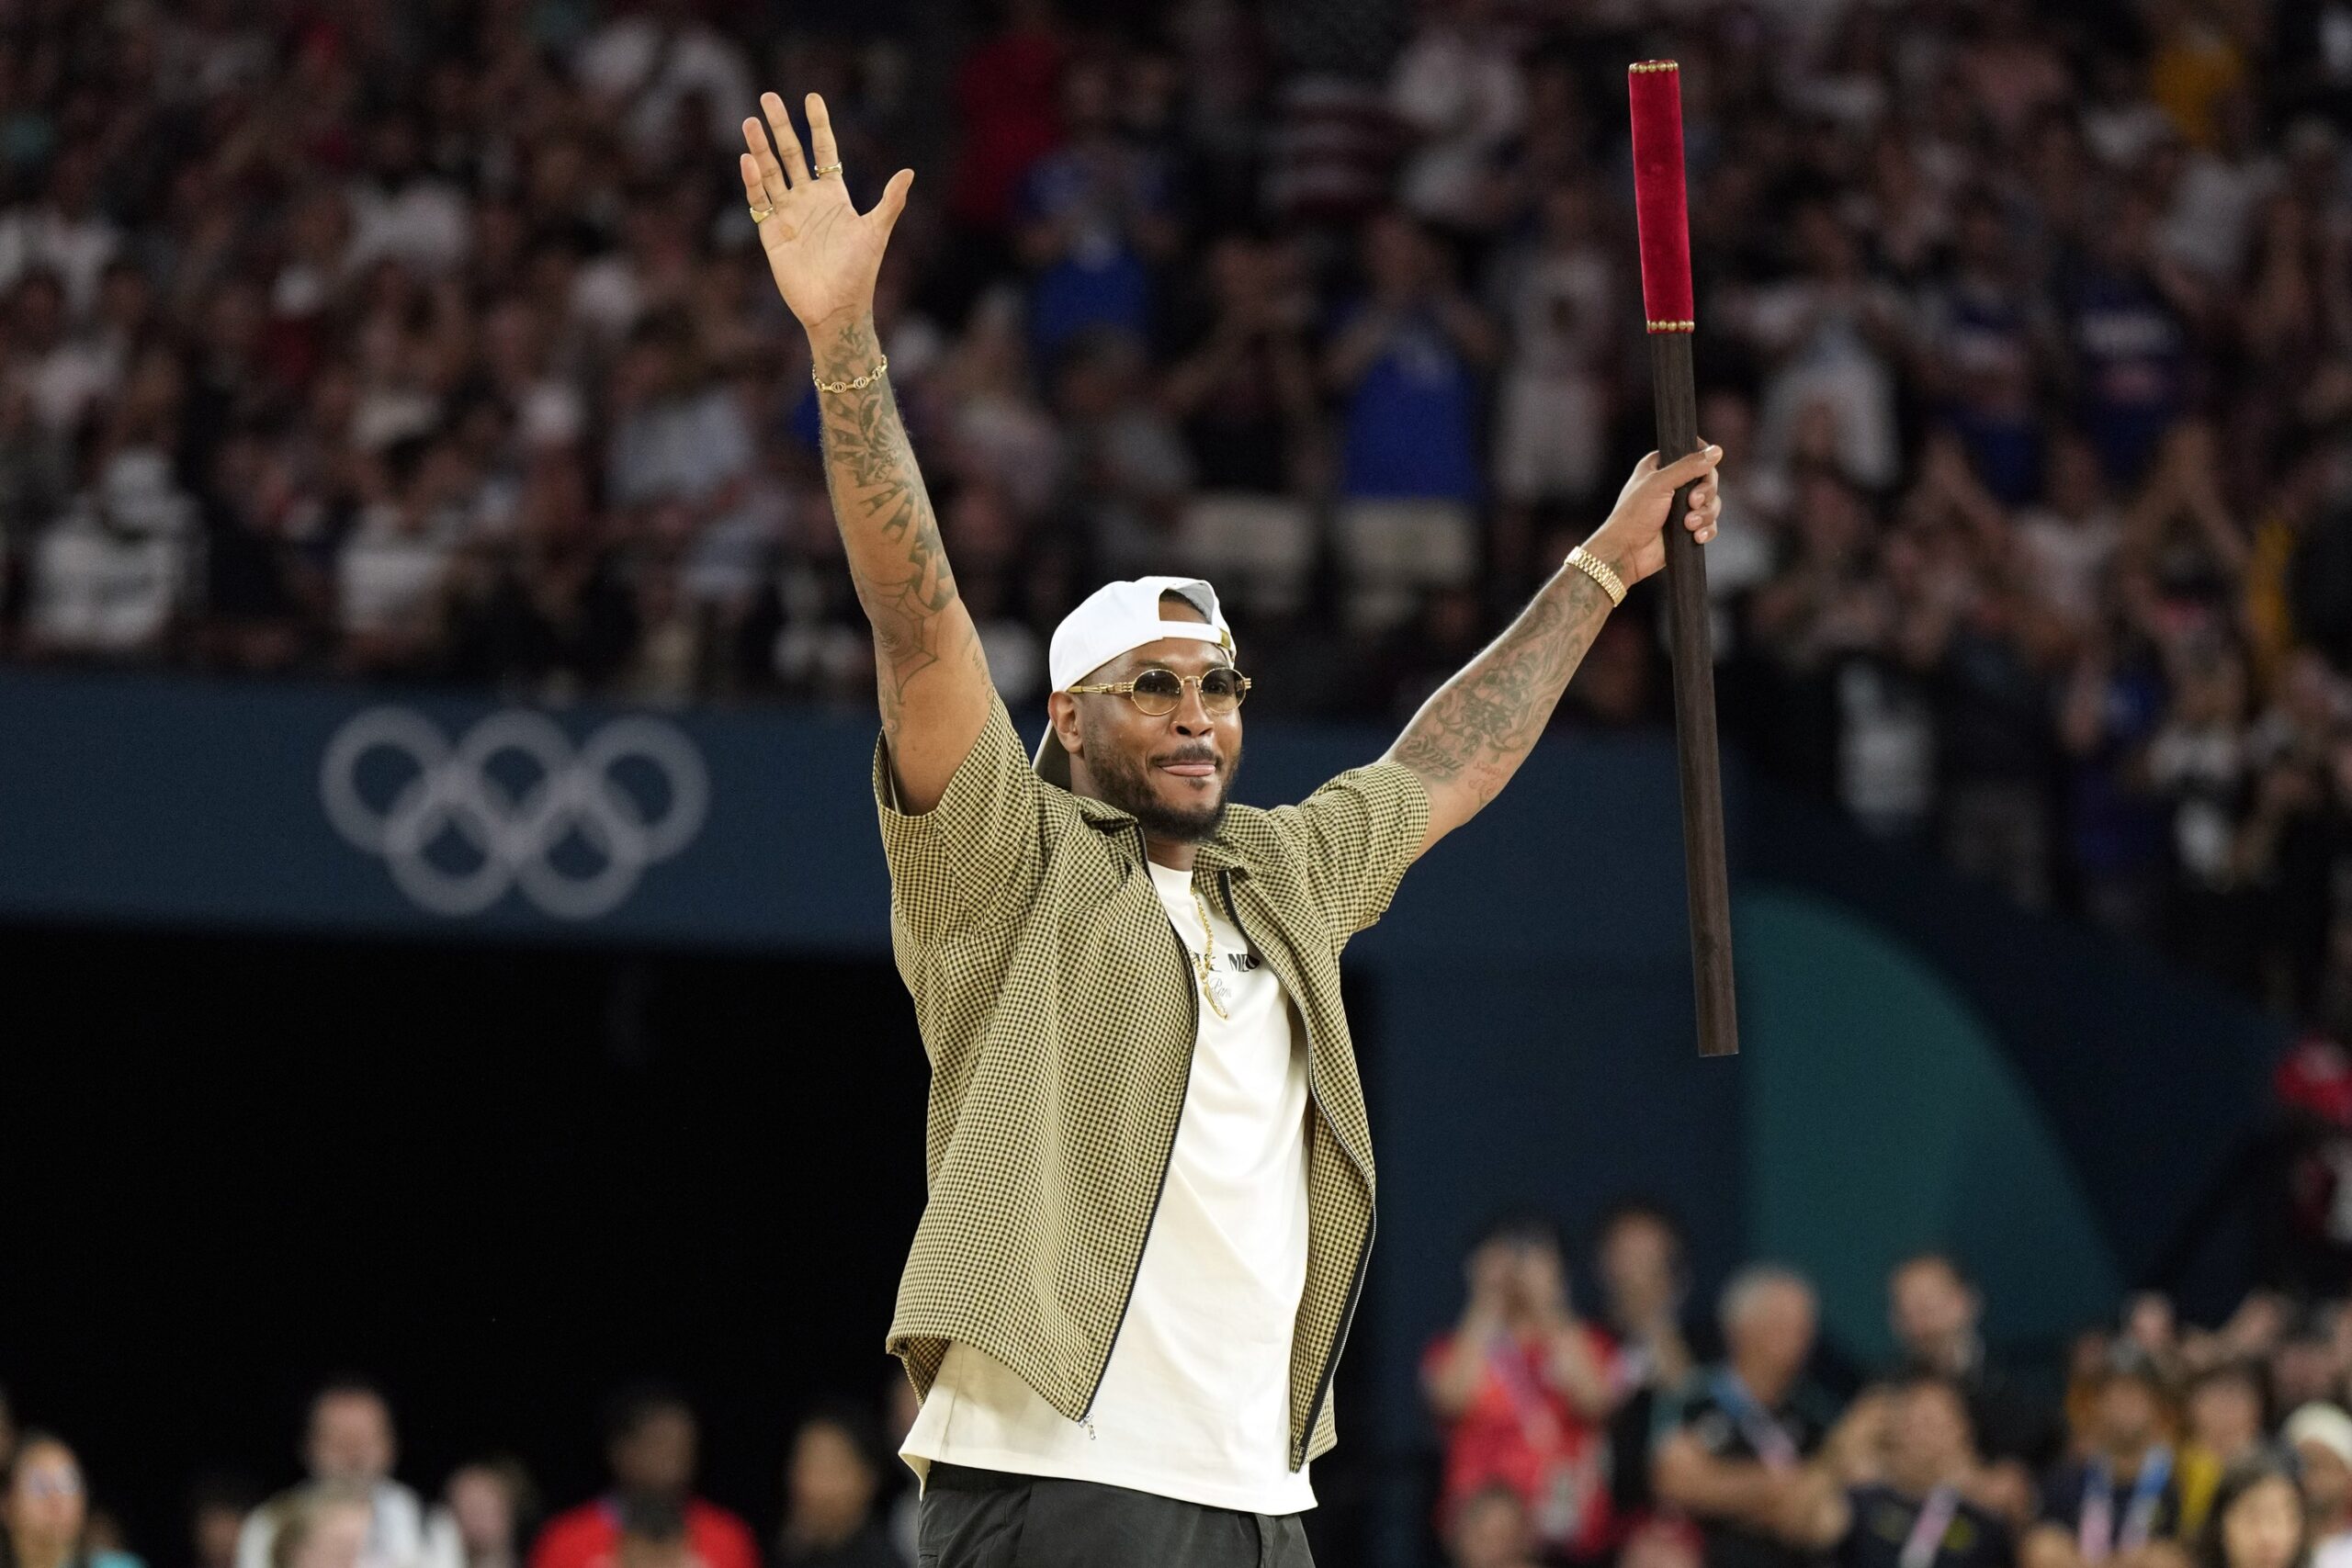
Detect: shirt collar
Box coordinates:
(1063, 786, 1252, 874)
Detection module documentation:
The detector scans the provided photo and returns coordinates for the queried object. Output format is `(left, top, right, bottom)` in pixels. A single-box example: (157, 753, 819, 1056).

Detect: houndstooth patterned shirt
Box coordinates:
(873, 692, 1430, 1473)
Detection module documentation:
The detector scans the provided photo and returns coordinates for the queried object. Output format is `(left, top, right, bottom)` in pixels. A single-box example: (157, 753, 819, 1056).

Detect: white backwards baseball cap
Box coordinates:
(1034, 575, 1236, 789)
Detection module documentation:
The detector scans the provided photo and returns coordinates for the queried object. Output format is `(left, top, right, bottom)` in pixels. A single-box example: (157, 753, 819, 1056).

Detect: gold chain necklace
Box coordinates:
(1186, 883, 1231, 1021)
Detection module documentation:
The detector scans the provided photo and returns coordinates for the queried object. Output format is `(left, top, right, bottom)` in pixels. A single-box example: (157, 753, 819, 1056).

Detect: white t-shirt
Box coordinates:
(344, 176, 472, 277)
(1389, 26, 1526, 230)
(236, 1480, 459, 1568)
(337, 505, 456, 636)
(900, 859, 1317, 1515)
(28, 513, 187, 653)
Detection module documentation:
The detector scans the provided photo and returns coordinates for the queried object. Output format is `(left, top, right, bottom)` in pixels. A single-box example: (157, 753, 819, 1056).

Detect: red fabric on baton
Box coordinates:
(1626, 62, 1694, 328)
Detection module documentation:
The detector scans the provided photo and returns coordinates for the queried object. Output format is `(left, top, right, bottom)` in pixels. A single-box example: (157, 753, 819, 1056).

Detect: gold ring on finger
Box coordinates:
(813, 162, 843, 177)
(750, 203, 775, 222)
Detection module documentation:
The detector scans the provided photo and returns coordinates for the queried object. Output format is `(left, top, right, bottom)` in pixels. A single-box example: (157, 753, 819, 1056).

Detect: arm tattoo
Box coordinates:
(1390, 570, 1613, 807)
(810, 317, 972, 737)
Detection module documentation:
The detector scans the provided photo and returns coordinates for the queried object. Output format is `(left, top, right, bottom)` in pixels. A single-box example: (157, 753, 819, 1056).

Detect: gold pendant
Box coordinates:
(1196, 949, 1232, 1019)
(1190, 889, 1231, 1019)
(1204, 971, 1236, 1018)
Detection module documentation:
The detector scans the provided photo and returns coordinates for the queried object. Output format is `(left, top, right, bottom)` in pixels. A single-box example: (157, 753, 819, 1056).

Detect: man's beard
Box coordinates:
(1082, 721, 1238, 842)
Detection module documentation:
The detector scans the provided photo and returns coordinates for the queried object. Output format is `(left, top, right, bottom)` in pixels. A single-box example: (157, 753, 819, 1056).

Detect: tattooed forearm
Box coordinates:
(808, 314, 978, 735)
(1387, 568, 1614, 835)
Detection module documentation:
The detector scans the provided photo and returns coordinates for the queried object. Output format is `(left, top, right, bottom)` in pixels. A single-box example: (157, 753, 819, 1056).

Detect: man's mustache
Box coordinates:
(1154, 746, 1223, 768)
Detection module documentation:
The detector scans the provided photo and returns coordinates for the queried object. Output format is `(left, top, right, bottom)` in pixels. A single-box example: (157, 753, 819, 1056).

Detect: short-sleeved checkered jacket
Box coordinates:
(873, 692, 1430, 1472)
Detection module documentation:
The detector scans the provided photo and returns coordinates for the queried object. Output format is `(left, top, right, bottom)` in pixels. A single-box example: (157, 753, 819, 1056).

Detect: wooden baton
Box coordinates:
(1628, 60, 1738, 1057)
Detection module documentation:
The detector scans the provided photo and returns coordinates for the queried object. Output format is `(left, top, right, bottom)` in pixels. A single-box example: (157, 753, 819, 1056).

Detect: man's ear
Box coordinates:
(1047, 691, 1084, 758)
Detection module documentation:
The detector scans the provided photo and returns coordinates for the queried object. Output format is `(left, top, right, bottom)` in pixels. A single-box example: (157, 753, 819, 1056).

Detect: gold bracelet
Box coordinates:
(812, 350, 888, 395)
(1566, 546, 1626, 606)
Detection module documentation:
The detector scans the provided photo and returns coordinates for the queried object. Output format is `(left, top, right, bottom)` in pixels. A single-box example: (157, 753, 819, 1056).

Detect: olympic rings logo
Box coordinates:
(321, 706, 710, 919)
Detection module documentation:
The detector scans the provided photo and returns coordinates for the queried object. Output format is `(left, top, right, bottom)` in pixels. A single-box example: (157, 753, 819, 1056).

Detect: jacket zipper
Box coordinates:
(1217, 870, 1375, 1472)
(1077, 824, 1200, 1438)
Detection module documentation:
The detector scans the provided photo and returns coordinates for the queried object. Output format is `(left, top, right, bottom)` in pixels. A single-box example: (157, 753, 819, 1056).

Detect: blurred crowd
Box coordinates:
(1, 0, 2351, 1013)
(1420, 1204, 2352, 1568)
(34, 1213, 2352, 1568)
(0, 1381, 921, 1568)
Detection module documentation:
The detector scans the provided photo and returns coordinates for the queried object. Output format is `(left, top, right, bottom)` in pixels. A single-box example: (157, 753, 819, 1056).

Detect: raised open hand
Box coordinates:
(739, 91, 913, 336)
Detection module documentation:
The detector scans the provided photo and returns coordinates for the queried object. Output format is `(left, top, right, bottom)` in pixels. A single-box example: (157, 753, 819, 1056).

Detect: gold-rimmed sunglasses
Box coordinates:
(1065, 666, 1252, 716)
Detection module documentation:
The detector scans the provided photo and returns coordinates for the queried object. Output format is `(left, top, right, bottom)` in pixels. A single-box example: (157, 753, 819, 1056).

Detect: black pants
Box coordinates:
(916, 1462, 1316, 1568)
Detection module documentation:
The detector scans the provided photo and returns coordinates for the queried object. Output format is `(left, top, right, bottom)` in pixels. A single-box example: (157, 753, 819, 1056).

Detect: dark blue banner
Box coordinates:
(0, 668, 892, 947)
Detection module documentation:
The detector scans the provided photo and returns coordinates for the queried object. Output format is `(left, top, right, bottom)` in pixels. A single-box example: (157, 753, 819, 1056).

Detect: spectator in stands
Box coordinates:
(2014, 435, 2121, 637)
(2057, 585, 2172, 942)
(604, 1500, 690, 1568)
(333, 434, 470, 678)
(238, 1382, 458, 1568)
(601, 314, 755, 525)
(528, 1385, 755, 1568)
(938, 0, 1062, 273)
(4, 1432, 143, 1568)
(6, 269, 114, 441)
(1915, 192, 2050, 510)
(198, 420, 328, 672)
(1740, 464, 1894, 807)
(2146, 637, 2258, 991)
(1155, 234, 1320, 617)
(0, 144, 119, 320)
(444, 448, 638, 694)
(1653, 1266, 1839, 1568)
(587, 0, 760, 169)
(1904, 447, 2062, 909)
(2284, 1404, 2352, 1568)
(269, 1488, 375, 1568)
(1444, 1481, 1545, 1568)
(1596, 1202, 1702, 1532)
(1158, 233, 1318, 500)
(187, 1478, 258, 1568)
(1787, 1372, 2017, 1568)
(2263, 1315, 2343, 1416)
(2236, 667, 2338, 1011)
(1487, 175, 1617, 584)
(1387, 0, 1524, 252)
(1729, 200, 1906, 493)
(1046, 326, 1192, 581)
(441, 1463, 534, 1568)
(2188, 1298, 2293, 1393)
(1889, 1255, 2061, 1486)
(1012, 55, 1178, 366)
(2178, 1365, 2271, 1535)
(1621, 1520, 1709, 1568)
(771, 1405, 899, 1568)
(1325, 209, 1497, 632)
(2189, 1455, 2307, 1568)
(1424, 1213, 1623, 1563)
(0, 378, 70, 604)
(2022, 1347, 2185, 1568)
(2062, 183, 2200, 494)
(2120, 1294, 2188, 1389)
(339, 111, 471, 281)
(2272, 1036, 2352, 1295)
(23, 387, 199, 660)
(1597, 1202, 1700, 1405)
